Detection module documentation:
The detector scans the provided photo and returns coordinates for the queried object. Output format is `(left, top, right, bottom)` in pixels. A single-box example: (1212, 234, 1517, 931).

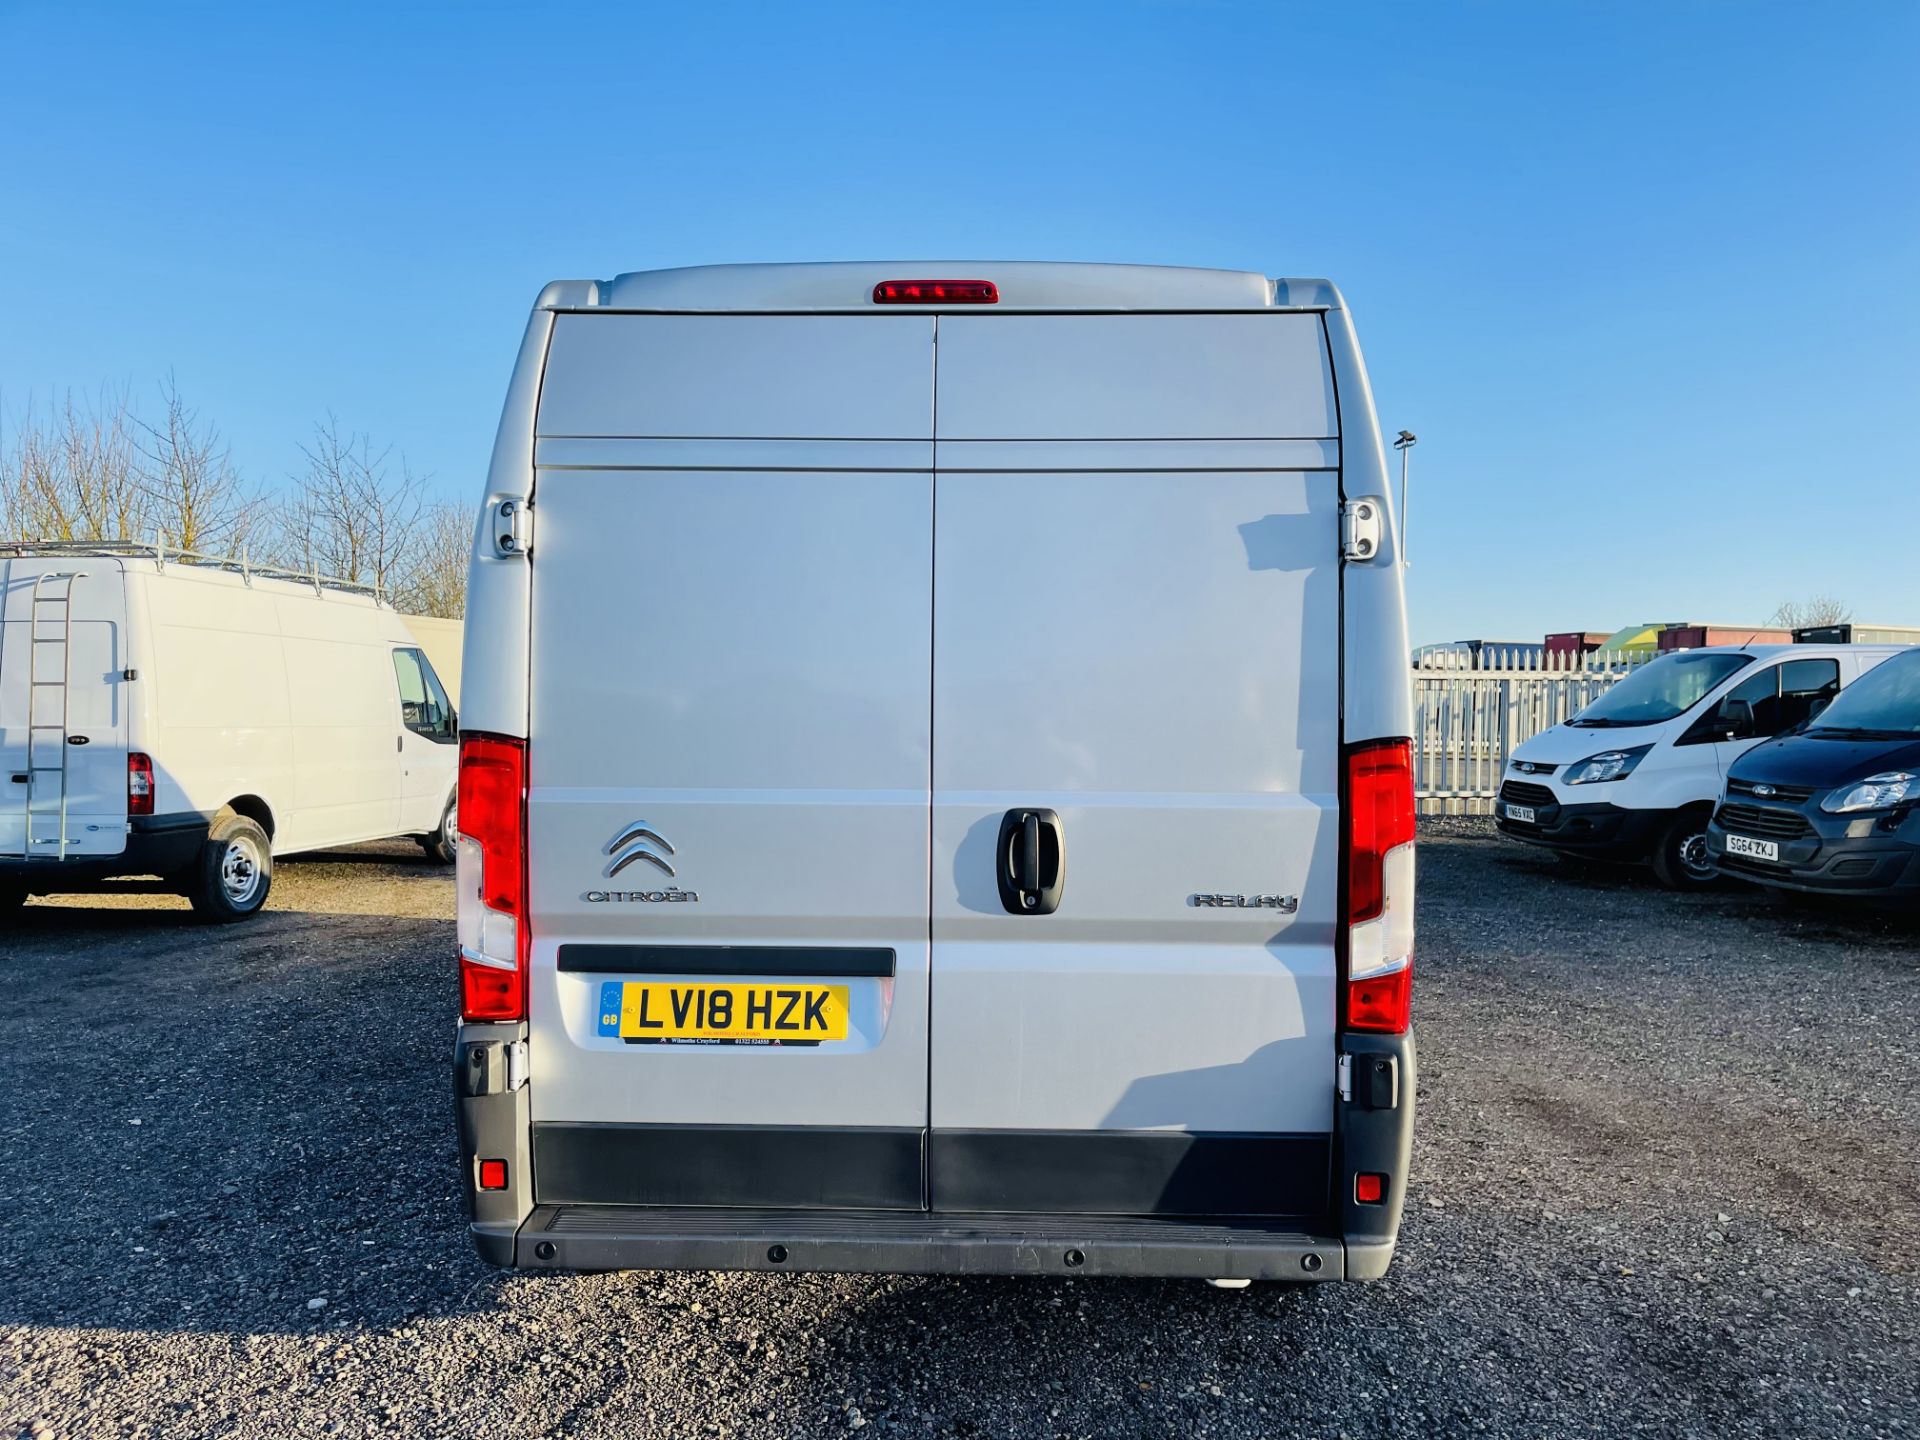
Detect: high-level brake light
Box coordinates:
(872, 279, 998, 305)
(1344, 738, 1415, 1034)
(457, 734, 529, 1022)
(127, 752, 154, 817)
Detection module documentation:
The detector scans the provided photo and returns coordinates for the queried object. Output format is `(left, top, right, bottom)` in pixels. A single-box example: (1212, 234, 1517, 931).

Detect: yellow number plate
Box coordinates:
(597, 981, 850, 1045)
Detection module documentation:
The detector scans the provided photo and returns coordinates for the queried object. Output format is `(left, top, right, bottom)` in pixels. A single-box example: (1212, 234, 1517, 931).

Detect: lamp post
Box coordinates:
(1392, 430, 1417, 567)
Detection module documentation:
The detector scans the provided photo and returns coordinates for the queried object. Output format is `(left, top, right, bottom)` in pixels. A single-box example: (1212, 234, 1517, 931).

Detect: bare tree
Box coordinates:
(1767, 594, 1853, 632)
(1, 389, 144, 542)
(134, 375, 261, 554)
(392, 498, 472, 618)
(272, 416, 424, 593)
(7, 390, 466, 619)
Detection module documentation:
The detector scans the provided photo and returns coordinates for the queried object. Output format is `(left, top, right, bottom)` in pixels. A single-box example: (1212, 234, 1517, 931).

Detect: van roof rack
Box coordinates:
(0, 538, 389, 602)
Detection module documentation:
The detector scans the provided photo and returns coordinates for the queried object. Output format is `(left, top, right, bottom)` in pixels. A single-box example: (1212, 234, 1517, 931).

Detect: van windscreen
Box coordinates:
(1570, 652, 1751, 727)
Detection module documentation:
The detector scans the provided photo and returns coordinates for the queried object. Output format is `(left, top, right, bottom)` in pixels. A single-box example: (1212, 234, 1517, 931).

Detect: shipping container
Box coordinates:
(1597, 623, 1666, 657)
(1657, 624, 1792, 651)
(1545, 631, 1610, 655)
(1792, 623, 1920, 646)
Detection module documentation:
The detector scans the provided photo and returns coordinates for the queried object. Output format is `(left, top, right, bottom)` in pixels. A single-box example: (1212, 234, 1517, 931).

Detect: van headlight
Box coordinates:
(1562, 745, 1653, 785)
(1820, 772, 1915, 813)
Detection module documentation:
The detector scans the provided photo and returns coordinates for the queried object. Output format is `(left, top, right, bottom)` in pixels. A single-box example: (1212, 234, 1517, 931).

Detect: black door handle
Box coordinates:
(997, 808, 1065, 915)
(1018, 811, 1041, 893)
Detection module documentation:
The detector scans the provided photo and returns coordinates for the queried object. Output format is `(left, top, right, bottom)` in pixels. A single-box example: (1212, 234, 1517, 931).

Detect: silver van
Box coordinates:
(452, 262, 1416, 1283)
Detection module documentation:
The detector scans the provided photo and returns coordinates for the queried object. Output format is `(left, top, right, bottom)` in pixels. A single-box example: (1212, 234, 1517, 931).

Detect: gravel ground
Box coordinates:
(3, 824, 1917, 1439)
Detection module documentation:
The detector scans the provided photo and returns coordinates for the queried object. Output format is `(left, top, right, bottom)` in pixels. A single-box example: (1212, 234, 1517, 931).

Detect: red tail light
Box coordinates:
(457, 734, 528, 1022)
(127, 752, 154, 817)
(1347, 963, 1413, 1032)
(1344, 738, 1415, 1033)
(872, 279, 999, 305)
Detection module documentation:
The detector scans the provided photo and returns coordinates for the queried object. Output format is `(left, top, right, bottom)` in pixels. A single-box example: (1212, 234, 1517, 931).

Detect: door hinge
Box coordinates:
(1340, 497, 1385, 562)
(461, 1036, 529, 1096)
(1338, 1050, 1401, 1109)
(491, 498, 534, 558)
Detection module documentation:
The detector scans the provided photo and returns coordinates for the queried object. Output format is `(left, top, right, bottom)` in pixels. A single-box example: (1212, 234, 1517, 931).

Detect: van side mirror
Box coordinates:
(1808, 694, 1832, 721)
(1718, 697, 1754, 738)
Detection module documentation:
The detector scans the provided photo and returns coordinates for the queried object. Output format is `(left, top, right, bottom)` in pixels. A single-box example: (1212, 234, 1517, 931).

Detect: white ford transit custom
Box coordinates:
(453, 262, 1416, 1282)
(1497, 644, 1902, 888)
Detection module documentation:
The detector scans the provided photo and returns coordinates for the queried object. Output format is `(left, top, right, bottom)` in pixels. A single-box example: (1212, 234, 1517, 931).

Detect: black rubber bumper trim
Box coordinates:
(513, 1205, 1345, 1280)
(1496, 800, 1666, 858)
(1334, 1030, 1416, 1280)
(0, 811, 208, 885)
(556, 944, 897, 977)
(1708, 821, 1920, 896)
(928, 1129, 1330, 1217)
(532, 1122, 925, 1210)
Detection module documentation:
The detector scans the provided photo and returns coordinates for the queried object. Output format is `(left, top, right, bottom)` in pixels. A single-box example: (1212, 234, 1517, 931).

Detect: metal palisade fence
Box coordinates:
(1413, 648, 1650, 814)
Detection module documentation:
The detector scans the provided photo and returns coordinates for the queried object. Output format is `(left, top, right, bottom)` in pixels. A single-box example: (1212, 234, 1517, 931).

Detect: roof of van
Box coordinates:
(1662, 644, 1912, 658)
(536, 263, 1343, 313)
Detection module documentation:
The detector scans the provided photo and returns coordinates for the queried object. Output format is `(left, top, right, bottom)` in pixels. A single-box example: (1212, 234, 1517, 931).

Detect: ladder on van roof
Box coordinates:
(19, 571, 86, 862)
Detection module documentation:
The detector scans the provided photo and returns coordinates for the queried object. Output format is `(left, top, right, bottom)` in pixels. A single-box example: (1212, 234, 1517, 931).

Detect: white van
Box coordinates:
(452, 262, 1416, 1283)
(1497, 644, 1903, 886)
(0, 543, 460, 919)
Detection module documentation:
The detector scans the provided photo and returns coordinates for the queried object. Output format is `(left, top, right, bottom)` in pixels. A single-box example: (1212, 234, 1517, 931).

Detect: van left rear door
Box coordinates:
(0, 560, 129, 860)
(524, 314, 936, 1210)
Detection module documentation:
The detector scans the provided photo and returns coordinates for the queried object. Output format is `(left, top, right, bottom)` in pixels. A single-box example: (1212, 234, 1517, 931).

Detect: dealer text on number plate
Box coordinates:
(596, 980, 850, 1044)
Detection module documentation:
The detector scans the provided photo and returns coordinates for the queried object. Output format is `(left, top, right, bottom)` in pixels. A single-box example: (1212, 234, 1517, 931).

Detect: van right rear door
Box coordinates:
(927, 313, 1345, 1217)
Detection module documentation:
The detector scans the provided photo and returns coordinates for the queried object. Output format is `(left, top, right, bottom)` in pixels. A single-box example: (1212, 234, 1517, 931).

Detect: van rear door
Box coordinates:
(0, 559, 129, 859)
(523, 315, 935, 1209)
(927, 313, 1343, 1216)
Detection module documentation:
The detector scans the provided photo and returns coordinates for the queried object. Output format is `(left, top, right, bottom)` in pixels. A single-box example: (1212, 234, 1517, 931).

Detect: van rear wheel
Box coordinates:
(186, 813, 274, 922)
(1651, 809, 1718, 891)
(419, 793, 457, 865)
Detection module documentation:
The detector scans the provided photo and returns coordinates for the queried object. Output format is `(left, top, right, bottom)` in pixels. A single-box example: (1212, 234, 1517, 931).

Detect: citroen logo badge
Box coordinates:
(604, 822, 677, 879)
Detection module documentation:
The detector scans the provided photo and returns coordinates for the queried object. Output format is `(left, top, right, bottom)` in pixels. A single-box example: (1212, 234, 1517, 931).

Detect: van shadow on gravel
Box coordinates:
(0, 907, 506, 1337)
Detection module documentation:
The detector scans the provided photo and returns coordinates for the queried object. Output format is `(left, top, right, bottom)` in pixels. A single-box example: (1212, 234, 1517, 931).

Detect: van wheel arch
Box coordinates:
(1650, 803, 1718, 891)
(224, 795, 276, 842)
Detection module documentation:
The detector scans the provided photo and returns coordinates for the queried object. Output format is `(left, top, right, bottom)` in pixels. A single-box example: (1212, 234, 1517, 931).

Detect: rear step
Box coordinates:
(513, 1206, 1343, 1280)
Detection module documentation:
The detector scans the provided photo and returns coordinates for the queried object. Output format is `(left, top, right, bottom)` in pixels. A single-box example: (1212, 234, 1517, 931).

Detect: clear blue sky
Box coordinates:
(3, 0, 1915, 644)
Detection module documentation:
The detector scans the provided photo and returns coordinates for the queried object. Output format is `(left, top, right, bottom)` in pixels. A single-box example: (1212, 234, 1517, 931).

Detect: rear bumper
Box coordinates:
(1707, 814, 1920, 896)
(455, 1026, 1415, 1283)
(0, 812, 207, 889)
(1494, 796, 1666, 860)
(504, 1205, 1345, 1280)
